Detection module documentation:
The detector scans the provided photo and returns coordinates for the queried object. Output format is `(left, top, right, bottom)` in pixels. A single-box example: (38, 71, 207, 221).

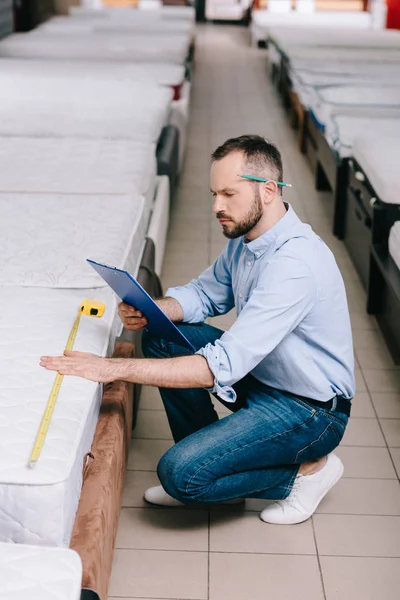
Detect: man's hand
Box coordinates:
(118, 302, 148, 331)
(40, 351, 114, 383)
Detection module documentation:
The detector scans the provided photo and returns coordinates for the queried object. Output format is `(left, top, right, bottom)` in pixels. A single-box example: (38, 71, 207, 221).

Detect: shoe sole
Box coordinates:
(260, 457, 344, 525)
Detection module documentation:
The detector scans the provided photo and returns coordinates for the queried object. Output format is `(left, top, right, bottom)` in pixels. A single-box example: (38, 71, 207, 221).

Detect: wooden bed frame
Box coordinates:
(72, 341, 135, 600)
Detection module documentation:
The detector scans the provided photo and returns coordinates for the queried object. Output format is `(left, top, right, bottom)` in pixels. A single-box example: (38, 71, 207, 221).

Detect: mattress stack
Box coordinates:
(264, 19, 400, 363)
(0, 3, 195, 595)
(268, 25, 400, 158)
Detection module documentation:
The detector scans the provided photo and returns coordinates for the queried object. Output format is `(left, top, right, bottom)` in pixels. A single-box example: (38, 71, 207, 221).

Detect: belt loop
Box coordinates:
(331, 395, 338, 412)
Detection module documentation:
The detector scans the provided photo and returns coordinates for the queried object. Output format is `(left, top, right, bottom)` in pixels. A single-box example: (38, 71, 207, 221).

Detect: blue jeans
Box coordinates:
(142, 323, 348, 503)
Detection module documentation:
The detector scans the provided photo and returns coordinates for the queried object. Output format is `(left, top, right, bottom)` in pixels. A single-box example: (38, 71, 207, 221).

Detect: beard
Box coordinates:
(218, 189, 263, 239)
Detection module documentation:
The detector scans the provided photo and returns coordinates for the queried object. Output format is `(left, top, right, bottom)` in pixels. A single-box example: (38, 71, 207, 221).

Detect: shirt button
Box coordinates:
(239, 293, 243, 298)
(255, 252, 259, 257)
(247, 261, 252, 266)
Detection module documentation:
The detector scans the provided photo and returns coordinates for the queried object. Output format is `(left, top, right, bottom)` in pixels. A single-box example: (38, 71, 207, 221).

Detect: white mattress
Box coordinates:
(0, 193, 148, 287)
(0, 543, 82, 599)
(285, 45, 400, 64)
(0, 58, 186, 88)
(0, 286, 121, 546)
(310, 85, 400, 130)
(0, 137, 157, 207)
(325, 115, 400, 158)
(0, 77, 173, 143)
(270, 26, 400, 52)
(147, 175, 170, 276)
(38, 14, 195, 36)
(70, 5, 195, 21)
(389, 222, 400, 271)
(352, 135, 400, 206)
(0, 32, 189, 65)
(291, 66, 400, 108)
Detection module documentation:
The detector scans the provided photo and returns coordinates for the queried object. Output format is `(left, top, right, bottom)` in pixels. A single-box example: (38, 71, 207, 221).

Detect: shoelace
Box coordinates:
(275, 475, 302, 509)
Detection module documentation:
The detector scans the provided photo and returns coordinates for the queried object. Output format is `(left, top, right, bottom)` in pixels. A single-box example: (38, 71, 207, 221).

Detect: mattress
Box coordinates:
(0, 285, 121, 546)
(270, 26, 400, 53)
(290, 66, 400, 108)
(0, 77, 173, 143)
(0, 193, 148, 287)
(70, 4, 195, 20)
(0, 543, 82, 599)
(0, 58, 186, 91)
(0, 32, 190, 65)
(284, 45, 400, 64)
(352, 135, 400, 206)
(389, 222, 400, 271)
(0, 137, 157, 207)
(310, 85, 400, 130)
(38, 14, 195, 36)
(251, 10, 373, 44)
(147, 175, 170, 276)
(325, 115, 400, 158)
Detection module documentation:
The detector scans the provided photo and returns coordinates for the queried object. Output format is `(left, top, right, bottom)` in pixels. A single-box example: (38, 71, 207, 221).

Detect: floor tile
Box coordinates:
(341, 418, 386, 447)
(209, 553, 324, 600)
(321, 556, 400, 600)
(350, 391, 375, 418)
(314, 514, 400, 557)
(335, 446, 397, 479)
(109, 549, 208, 599)
(116, 508, 208, 551)
(128, 439, 173, 472)
(315, 478, 400, 515)
(352, 328, 387, 350)
(380, 419, 400, 447)
(363, 369, 400, 393)
(210, 511, 316, 554)
(139, 386, 164, 411)
(355, 369, 367, 392)
(356, 347, 396, 370)
(133, 410, 173, 440)
(121, 471, 160, 508)
(390, 448, 400, 478)
(371, 393, 400, 419)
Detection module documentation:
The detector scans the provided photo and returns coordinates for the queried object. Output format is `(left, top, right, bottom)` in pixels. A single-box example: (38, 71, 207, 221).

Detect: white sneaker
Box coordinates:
(144, 485, 245, 507)
(260, 453, 344, 525)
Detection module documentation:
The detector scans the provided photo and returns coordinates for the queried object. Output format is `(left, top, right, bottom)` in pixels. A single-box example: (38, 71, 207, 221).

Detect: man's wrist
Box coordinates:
(104, 357, 133, 383)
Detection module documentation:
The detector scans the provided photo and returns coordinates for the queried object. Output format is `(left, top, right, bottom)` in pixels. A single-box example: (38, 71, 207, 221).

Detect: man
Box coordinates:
(41, 135, 355, 525)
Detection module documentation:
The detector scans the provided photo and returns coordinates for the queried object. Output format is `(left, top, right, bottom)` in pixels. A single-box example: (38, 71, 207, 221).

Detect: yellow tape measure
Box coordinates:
(29, 299, 105, 468)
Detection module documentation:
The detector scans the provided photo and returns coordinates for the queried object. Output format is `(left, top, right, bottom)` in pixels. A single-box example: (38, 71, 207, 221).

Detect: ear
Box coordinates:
(261, 180, 278, 204)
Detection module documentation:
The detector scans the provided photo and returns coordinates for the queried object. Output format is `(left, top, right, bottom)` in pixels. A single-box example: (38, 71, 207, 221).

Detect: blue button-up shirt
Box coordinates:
(166, 204, 355, 403)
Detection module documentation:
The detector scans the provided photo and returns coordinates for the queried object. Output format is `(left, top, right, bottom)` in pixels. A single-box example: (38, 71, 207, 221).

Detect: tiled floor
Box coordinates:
(109, 24, 400, 600)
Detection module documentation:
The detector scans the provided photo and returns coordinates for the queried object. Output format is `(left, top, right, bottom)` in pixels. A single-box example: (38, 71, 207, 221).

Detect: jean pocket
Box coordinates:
(294, 420, 345, 464)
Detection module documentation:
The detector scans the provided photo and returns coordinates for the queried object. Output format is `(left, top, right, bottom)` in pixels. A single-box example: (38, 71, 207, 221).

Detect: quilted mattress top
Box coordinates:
(0, 285, 119, 485)
(254, 10, 371, 28)
(0, 543, 82, 600)
(353, 135, 400, 205)
(0, 193, 147, 287)
(270, 26, 400, 51)
(39, 14, 194, 35)
(70, 5, 195, 21)
(0, 57, 186, 87)
(0, 137, 157, 198)
(0, 77, 173, 142)
(325, 115, 400, 158)
(0, 32, 189, 65)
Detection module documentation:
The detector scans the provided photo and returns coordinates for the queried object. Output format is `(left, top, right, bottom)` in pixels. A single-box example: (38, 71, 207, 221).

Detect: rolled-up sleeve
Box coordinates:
(166, 245, 235, 323)
(196, 255, 317, 402)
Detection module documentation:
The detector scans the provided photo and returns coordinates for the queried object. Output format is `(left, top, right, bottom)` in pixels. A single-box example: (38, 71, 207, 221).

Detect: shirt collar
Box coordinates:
(243, 203, 302, 258)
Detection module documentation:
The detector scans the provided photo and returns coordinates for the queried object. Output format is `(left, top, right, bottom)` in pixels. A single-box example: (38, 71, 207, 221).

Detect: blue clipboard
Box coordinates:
(87, 259, 195, 352)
